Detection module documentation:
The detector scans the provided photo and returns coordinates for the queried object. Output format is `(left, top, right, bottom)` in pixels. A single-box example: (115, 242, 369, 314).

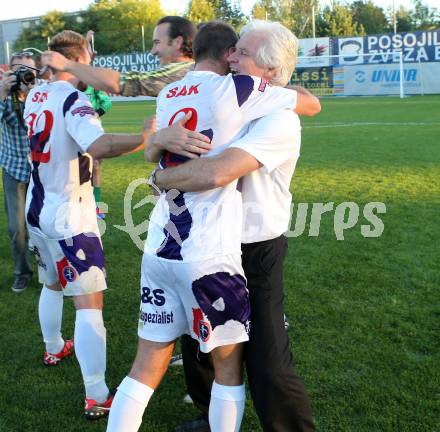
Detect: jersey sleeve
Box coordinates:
(63, 91, 105, 153)
(216, 74, 297, 124)
(229, 110, 301, 174)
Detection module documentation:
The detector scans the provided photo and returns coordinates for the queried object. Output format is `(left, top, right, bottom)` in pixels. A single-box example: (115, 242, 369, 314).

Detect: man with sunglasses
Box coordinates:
(0, 51, 37, 292)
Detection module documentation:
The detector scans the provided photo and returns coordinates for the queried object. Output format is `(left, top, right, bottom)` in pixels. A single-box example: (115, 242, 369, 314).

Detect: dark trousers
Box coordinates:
(182, 236, 315, 432)
(2, 169, 32, 278)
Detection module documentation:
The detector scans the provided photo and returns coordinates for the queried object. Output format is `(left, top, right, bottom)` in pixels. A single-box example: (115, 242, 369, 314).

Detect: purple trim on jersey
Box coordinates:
(232, 75, 254, 107)
(59, 233, 105, 275)
(156, 191, 192, 260)
(63, 91, 79, 117)
(192, 271, 250, 330)
(27, 161, 44, 229)
(160, 152, 190, 168)
(159, 128, 213, 168)
(200, 129, 213, 142)
(78, 153, 91, 185)
(30, 130, 49, 155)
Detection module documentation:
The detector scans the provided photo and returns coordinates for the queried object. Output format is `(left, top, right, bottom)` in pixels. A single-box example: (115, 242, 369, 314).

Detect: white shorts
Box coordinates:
(29, 231, 107, 296)
(138, 253, 250, 353)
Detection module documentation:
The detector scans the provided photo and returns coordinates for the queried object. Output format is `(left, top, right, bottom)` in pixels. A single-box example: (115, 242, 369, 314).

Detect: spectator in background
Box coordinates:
(0, 52, 36, 292)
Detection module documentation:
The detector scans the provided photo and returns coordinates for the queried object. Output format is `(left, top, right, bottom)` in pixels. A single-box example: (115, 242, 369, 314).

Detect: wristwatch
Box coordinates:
(147, 167, 162, 195)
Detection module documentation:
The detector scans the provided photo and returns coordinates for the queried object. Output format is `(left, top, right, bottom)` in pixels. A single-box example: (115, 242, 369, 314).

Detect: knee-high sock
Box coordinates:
(106, 376, 154, 432)
(209, 381, 246, 432)
(74, 309, 109, 403)
(38, 285, 64, 354)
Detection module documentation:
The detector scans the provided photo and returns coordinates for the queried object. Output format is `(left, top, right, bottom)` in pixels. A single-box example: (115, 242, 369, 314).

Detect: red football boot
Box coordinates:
(84, 389, 116, 420)
(43, 339, 74, 366)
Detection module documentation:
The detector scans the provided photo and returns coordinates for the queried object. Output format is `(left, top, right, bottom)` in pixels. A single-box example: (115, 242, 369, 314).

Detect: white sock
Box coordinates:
(209, 381, 246, 432)
(106, 376, 154, 432)
(38, 285, 64, 354)
(74, 309, 109, 403)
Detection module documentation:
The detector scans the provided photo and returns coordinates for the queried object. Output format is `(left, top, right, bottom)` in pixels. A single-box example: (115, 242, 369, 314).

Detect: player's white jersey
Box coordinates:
(145, 71, 298, 262)
(24, 81, 104, 240)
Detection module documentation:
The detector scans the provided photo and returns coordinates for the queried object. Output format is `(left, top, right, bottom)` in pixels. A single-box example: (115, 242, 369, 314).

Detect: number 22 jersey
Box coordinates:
(24, 81, 104, 240)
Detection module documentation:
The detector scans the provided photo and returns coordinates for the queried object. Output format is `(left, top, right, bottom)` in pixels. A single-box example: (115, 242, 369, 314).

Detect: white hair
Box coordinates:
(240, 20, 298, 87)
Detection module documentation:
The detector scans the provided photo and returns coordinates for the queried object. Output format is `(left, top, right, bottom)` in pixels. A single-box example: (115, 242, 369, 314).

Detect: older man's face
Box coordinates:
(227, 32, 267, 78)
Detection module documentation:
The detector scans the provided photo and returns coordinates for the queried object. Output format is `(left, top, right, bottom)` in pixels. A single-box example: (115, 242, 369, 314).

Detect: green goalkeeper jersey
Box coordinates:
(85, 86, 112, 117)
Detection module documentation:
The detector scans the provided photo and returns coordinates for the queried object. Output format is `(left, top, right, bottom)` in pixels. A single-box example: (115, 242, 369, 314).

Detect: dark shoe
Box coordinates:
(170, 353, 183, 366)
(11, 275, 31, 293)
(175, 415, 210, 432)
(284, 313, 290, 331)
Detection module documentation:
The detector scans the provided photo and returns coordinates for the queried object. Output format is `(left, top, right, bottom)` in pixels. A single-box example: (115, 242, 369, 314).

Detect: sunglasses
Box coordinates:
(11, 51, 34, 58)
(10, 47, 43, 61)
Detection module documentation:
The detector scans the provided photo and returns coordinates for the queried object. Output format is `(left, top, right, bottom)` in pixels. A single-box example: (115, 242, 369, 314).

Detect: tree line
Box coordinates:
(14, 0, 440, 55)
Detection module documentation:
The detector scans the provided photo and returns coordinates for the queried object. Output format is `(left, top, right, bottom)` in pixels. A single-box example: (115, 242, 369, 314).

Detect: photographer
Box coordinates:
(0, 52, 36, 292)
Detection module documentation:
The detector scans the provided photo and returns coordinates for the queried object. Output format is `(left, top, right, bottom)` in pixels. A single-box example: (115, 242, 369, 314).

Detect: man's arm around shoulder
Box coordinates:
(42, 51, 121, 94)
(155, 148, 261, 192)
(291, 85, 321, 116)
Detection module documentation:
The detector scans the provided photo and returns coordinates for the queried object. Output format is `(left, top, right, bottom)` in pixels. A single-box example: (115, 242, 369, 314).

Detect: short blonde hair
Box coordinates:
(49, 30, 88, 61)
(240, 20, 298, 87)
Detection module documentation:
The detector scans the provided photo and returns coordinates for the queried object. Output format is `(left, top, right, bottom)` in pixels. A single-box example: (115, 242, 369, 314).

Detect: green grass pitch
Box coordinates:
(0, 96, 439, 431)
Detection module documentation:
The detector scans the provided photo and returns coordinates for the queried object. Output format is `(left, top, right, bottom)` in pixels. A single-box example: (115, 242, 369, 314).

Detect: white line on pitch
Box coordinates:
(303, 122, 440, 128)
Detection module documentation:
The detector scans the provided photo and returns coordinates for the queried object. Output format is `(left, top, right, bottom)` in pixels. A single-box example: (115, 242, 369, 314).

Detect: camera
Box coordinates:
(10, 66, 36, 93)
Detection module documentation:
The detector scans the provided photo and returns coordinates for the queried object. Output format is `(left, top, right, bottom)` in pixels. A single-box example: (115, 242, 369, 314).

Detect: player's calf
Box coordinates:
(209, 342, 246, 431)
(106, 338, 175, 431)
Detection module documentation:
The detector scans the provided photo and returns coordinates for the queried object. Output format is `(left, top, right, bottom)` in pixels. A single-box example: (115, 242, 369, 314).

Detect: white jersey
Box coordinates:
(230, 110, 301, 243)
(145, 71, 297, 261)
(24, 81, 104, 239)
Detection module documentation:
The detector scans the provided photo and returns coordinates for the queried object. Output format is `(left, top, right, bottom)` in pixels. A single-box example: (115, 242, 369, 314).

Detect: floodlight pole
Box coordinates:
(393, 0, 397, 33)
(141, 25, 145, 52)
(312, 5, 316, 38)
